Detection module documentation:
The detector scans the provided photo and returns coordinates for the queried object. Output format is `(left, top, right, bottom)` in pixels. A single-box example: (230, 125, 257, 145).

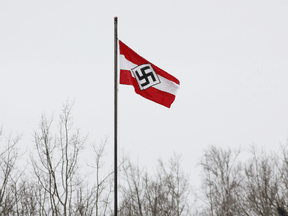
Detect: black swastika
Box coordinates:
(131, 63, 161, 90)
(135, 66, 157, 88)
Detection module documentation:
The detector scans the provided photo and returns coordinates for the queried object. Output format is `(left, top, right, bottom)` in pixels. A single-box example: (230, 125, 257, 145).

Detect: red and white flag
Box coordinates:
(119, 40, 180, 108)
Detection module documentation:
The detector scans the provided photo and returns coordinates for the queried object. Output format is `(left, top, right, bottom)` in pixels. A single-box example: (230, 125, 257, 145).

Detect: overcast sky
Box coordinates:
(1, 0, 288, 186)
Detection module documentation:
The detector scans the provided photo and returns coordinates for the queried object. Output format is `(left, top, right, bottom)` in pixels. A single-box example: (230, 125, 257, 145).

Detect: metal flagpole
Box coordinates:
(114, 16, 118, 216)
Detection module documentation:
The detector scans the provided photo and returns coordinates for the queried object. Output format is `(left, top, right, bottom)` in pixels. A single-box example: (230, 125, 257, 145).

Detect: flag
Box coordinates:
(119, 40, 180, 108)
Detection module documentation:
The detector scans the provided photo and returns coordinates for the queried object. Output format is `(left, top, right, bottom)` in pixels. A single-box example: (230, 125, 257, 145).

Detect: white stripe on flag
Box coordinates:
(120, 54, 180, 96)
(119, 55, 136, 77)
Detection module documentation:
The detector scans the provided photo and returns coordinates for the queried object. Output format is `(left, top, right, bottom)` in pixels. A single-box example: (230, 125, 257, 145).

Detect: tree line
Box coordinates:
(1, 102, 288, 215)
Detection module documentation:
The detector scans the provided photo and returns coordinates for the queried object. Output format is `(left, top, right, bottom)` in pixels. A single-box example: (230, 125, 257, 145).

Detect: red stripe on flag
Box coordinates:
(119, 40, 180, 85)
(134, 83, 176, 108)
(123, 76, 176, 108)
(120, 70, 133, 85)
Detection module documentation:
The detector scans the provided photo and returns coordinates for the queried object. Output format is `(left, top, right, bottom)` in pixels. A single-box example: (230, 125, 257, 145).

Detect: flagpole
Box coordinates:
(114, 16, 118, 216)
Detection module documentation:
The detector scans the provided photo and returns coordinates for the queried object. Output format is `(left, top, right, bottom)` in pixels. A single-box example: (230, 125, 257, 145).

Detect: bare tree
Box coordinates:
(0, 128, 22, 215)
(198, 145, 244, 216)
(13, 179, 46, 216)
(118, 153, 192, 216)
(156, 153, 191, 216)
(89, 139, 114, 216)
(30, 102, 86, 216)
(119, 159, 145, 216)
(243, 145, 285, 216)
(278, 144, 288, 213)
(75, 138, 114, 216)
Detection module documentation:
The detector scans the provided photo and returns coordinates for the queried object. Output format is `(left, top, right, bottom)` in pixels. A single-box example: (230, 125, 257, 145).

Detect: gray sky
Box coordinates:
(1, 0, 288, 186)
